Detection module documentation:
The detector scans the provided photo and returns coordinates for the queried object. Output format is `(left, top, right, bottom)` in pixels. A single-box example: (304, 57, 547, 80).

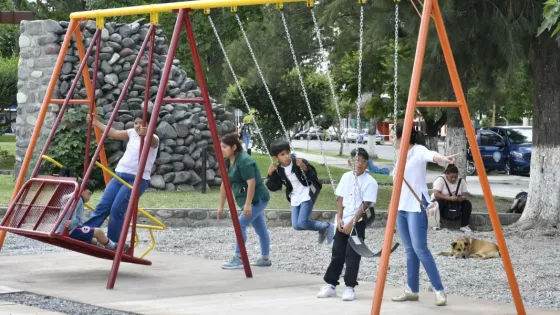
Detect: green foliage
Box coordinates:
(538, 0, 560, 41)
(0, 57, 18, 116)
(45, 108, 103, 187)
(0, 149, 15, 170)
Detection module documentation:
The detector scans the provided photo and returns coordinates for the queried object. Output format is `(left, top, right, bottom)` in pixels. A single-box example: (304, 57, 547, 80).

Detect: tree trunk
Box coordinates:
(367, 118, 378, 159)
(445, 108, 467, 178)
(516, 32, 560, 230)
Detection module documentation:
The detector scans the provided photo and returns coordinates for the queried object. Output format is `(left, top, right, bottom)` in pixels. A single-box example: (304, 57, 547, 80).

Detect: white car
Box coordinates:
(343, 128, 359, 142)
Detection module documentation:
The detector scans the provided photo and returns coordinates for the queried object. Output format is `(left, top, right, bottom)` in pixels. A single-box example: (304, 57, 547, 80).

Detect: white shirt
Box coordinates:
(395, 144, 437, 212)
(433, 176, 468, 196)
(335, 171, 378, 225)
(115, 129, 158, 180)
(281, 161, 311, 206)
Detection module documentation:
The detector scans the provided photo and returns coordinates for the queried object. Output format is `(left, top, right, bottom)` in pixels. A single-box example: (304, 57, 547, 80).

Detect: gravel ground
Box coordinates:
(0, 292, 137, 315)
(1, 227, 559, 312)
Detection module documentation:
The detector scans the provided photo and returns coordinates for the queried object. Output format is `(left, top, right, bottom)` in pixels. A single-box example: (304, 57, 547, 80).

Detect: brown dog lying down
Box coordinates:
(435, 237, 500, 259)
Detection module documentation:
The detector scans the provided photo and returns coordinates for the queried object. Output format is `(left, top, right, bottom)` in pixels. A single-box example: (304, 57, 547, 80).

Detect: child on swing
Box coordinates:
(266, 139, 334, 244)
(56, 180, 124, 251)
(317, 148, 378, 301)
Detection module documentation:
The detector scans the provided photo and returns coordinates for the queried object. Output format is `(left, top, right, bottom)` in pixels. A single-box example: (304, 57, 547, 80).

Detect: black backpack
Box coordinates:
(438, 176, 463, 221)
(507, 191, 527, 214)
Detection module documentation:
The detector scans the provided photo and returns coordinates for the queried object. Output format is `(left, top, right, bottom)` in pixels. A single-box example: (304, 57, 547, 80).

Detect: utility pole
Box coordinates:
(492, 103, 496, 126)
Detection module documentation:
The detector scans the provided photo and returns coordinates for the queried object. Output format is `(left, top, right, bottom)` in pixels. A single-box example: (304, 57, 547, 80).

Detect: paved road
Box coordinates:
(292, 149, 528, 199)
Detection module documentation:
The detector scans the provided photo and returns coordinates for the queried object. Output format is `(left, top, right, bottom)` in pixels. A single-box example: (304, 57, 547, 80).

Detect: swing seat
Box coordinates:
(0, 177, 151, 266)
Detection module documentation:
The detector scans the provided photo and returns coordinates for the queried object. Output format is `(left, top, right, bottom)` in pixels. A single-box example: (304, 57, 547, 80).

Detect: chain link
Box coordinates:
(392, 3, 399, 172)
(208, 15, 272, 164)
(235, 13, 292, 147)
(280, 11, 336, 191)
(349, 4, 365, 211)
(310, 10, 345, 145)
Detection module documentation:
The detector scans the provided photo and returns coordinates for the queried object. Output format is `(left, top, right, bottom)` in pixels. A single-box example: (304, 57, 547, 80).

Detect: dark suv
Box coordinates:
(466, 126, 532, 176)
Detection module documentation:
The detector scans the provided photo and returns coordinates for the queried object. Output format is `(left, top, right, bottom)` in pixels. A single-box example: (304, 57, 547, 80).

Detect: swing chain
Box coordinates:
(208, 15, 273, 164)
(280, 11, 336, 191)
(234, 13, 291, 146)
(310, 10, 344, 142)
(392, 2, 399, 171)
(349, 3, 365, 211)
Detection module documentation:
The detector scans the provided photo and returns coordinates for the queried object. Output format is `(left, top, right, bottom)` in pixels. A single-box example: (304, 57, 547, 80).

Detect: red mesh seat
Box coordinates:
(0, 177, 151, 266)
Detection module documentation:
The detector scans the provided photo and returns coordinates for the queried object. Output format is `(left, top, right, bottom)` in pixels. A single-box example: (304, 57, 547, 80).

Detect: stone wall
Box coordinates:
(135, 208, 521, 231)
(16, 19, 236, 190)
(0, 206, 521, 231)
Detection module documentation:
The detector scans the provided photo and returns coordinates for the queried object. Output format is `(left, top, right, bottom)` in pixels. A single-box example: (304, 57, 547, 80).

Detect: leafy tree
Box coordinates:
(0, 57, 18, 129)
(226, 69, 331, 152)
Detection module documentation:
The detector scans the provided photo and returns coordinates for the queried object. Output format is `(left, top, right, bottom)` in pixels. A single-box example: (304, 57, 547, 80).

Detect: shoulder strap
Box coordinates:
(455, 178, 463, 195)
(439, 176, 453, 195)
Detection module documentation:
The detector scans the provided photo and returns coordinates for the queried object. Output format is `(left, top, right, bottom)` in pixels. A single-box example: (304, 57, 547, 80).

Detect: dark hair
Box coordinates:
(444, 164, 459, 175)
(269, 139, 291, 157)
(350, 147, 369, 161)
(221, 133, 243, 154)
(395, 123, 418, 144)
(134, 111, 152, 123)
(77, 180, 95, 193)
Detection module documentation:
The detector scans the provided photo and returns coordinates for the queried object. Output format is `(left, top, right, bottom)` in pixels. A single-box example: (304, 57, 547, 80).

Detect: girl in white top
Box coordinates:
(390, 124, 455, 307)
(82, 112, 159, 243)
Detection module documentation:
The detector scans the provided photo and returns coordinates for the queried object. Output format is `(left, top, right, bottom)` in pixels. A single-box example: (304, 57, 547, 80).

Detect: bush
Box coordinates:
(43, 108, 104, 188)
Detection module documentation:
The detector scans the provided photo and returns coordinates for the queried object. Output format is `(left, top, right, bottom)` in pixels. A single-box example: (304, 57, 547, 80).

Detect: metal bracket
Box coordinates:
(96, 16, 104, 29)
(150, 12, 159, 25)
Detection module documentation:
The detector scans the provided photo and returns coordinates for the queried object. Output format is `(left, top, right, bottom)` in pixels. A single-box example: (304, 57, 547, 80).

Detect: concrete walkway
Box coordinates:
(0, 252, 555, 315)
(294, 151, 529, 199)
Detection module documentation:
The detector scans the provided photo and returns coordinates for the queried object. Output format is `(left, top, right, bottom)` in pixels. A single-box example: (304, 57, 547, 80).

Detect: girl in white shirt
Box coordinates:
(390, 124, 455, 307)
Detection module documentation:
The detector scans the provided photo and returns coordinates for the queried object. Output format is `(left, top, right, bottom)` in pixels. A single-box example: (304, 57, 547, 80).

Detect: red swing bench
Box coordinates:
(0, 176, 151, 266)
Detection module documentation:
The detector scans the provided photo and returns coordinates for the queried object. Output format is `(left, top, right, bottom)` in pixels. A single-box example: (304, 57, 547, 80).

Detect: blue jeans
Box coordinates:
(83, 172, 149, 242)
(235, 197, 270, 257)
(291, 199, 328, 231)
(244, 135, 250, 150)
(397, 208, 444, 292)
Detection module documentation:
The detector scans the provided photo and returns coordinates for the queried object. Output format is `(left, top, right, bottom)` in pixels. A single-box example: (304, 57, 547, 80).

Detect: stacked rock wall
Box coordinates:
(17, 19, 235, 190)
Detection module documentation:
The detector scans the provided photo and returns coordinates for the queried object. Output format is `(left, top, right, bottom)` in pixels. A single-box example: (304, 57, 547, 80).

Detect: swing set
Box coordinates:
(0, 0, 526, 314)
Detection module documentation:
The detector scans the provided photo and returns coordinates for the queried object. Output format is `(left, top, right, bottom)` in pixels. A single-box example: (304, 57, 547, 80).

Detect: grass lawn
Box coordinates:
(0, 135, 16, 170)
(0, 174, 511, 213)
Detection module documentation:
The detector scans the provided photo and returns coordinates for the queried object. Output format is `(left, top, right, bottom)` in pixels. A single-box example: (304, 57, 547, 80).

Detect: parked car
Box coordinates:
(294, 128, 310, 140)
(342, 128, 359, 142)
(306, 127, 324, 140)
(466, 129, 507, 176)
(486, 126, 532, 175)
(466, 126, 532, 176)
(358, 129, 385, 145)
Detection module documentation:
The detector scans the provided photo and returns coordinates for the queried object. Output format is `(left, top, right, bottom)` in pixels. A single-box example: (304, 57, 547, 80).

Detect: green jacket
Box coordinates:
(226, 152, 270, 208)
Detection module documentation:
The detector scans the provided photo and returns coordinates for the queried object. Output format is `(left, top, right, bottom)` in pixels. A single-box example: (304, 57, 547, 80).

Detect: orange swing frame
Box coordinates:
(370, 0, 526, 314)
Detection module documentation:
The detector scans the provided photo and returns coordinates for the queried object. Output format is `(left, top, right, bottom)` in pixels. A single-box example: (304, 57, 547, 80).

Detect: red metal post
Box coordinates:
(370, 0, 434, 314)
(128, 27, 156, 255)
(84, 32, 101, 176)
(76, 25, 156, 202)
(106, 12, 185, 289)
(183, 11, 253, 278)
(30, 30, 101, 179)
(162, 98, 204, 103)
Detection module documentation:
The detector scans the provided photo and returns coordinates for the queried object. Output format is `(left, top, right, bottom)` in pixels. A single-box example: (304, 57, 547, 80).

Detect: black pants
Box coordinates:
(436, 199, 472, 227)
(324, 220, 365, 287)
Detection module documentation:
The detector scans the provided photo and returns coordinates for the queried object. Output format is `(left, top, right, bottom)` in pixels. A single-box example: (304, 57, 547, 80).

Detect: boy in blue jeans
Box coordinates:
(57, 180, 124, 251)
(266, 139, 334, 244)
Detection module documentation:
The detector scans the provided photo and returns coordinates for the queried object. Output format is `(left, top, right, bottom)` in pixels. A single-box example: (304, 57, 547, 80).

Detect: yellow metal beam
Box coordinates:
(70, 0, 307, 19)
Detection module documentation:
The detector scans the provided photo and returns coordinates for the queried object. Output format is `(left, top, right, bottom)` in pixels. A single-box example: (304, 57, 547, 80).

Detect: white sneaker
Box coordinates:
(342, 287, 355, 301)
(459, 226, 472, 233)
(392, 288, 419, 302)
(317, 285, 337, 298)
(435, 290, 447, 306)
